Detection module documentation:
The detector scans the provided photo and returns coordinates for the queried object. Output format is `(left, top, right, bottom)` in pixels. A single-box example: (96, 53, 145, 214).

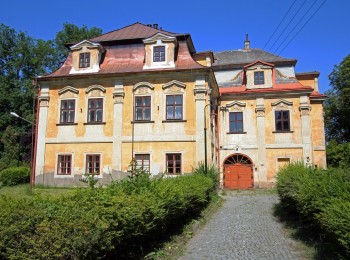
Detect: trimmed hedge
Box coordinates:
(0, 166, 30, 187)
(0, 173, 214, 259)
(276, 163, 350, 257)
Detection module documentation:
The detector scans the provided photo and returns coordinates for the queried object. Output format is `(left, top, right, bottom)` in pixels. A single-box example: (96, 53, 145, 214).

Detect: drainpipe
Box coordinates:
(204, 103, 211, 175)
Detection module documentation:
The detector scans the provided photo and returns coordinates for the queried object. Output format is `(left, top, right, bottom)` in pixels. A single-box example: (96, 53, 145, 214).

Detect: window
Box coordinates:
(57, 155, 72, 175)
(275, 110, 290, 131)
(166, 95, 183, 120)
(86, 154, 100, 174)
(79, 52, 90, 68)
(166, 153, 181, 174)
(277, 158, 290, 171)
(135, 154, 150, 172)
(229, 112, 243, 133)
(135, 96, 151, 121)
(254, 71, 264, 85)
(153, 46, 165, 62)
(60, 100, 75, 123)
(88, 98, 103, 122)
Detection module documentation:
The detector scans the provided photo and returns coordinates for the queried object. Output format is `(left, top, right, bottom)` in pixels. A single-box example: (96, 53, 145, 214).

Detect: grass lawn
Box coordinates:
(0, 184, 75, 198)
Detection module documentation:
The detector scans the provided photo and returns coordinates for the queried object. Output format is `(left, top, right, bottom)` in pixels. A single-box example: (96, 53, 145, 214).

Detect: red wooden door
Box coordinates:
(224, 164, 253, 189)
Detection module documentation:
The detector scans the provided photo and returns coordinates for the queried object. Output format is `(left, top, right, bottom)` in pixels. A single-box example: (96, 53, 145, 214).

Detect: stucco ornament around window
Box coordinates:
(133, 82, 154, 95)
(162, 80, 186, 93)
(225, 101, 246, 112)
(271, 99, 293, 110)
(58, 86, 79, 99)
(86, 85, 106, 97)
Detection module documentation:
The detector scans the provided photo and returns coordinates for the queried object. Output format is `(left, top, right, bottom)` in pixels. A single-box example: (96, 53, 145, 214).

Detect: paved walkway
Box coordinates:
(179, 192, 303, 260)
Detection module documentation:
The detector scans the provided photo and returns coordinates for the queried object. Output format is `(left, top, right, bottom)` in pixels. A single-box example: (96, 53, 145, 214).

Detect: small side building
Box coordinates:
(213, 37, 326, 189)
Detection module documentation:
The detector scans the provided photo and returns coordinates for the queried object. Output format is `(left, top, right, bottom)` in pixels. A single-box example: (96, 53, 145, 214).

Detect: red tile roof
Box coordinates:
(89, 22, 179, 42)
(219, 82, 313, 95)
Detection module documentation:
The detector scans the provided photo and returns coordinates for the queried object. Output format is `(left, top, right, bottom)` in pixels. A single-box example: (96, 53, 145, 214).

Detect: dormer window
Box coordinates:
(79, 52, 90, 68)
(143, 33, 177, 69)
(254, 71, 264, 85)
(69, 40, 104, 74)
(153, 46, 165, 62)
(244, 60, 273, 89)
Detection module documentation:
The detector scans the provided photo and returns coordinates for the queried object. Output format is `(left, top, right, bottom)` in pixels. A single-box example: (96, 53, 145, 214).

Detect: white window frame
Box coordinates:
(134, 94, 153, 122)
(86, 97, 105, 123)
(55, 153, 74, 178)
(58, 98, 77, 124)
(84, 152, 103, 178)
(164, 151, 183, 175)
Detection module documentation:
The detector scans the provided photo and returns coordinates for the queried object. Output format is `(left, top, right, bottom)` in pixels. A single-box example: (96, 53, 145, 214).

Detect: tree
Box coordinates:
(53, 23, 102, 69)
(0, 23, 102, 170)
(325, 54, 350, 143)
(0, 24, 56, 170)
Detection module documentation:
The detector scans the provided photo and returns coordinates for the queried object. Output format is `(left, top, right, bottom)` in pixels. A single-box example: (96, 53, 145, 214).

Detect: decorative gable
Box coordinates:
(244, 60, 274, 89)
(69, 40, 105, 74)
(143, 33, 177, 70)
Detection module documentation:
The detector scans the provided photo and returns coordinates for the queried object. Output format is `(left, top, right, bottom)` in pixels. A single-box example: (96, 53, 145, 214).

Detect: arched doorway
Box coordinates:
(223, 153, 254, 189)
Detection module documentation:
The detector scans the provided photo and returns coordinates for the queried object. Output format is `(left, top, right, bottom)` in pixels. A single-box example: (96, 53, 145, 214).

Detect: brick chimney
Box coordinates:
(244, 34, 250, 50)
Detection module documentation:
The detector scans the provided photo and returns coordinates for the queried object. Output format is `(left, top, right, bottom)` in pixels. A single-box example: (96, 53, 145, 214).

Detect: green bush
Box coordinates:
(0, 172, 214, 259)
(193, 162, 219, 190)
(0, 166, 30, 187)
(276, 163, 350, 257)
(318, 199, 350, 256)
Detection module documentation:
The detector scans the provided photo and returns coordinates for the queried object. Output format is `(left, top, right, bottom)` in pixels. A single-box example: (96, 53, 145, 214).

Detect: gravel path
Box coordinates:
(179, 192, 303, 260)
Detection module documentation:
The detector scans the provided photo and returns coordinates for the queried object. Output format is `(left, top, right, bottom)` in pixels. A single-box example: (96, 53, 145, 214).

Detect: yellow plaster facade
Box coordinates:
(34, 23, 326, 188)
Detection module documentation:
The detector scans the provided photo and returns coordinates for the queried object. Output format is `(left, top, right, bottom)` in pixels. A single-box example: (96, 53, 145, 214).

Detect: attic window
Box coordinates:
(79, 52, 90, 68)
(153, 46, 165, 62)
(254, 71, 264, 85)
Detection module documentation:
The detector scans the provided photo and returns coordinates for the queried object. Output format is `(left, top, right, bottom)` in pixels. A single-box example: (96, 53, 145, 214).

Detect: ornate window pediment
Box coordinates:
(58, 86, 79, 99)
(162, 80, 186, 93)
(86, 85, 106, 97)
(133, 82, 154, 95)
(225, 101, 246, 111)
(271, 99, 293, 109)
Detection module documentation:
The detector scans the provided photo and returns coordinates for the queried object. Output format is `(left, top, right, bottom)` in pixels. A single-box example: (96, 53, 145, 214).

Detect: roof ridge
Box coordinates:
(89, 22, 142, 41)
(90, 22, 178, 42)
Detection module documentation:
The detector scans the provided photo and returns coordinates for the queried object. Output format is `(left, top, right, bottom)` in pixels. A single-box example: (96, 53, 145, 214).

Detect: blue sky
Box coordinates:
(1, 0, 349, 93)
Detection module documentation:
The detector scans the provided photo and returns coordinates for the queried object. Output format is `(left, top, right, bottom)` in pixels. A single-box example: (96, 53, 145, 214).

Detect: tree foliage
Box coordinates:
(53, 23, 102, 69)
(325, 54, 350, 143)
(0, 23, 102, 170)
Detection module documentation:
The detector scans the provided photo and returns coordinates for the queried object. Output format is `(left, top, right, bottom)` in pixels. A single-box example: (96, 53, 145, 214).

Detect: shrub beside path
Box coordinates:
(179, 191, 305, 260)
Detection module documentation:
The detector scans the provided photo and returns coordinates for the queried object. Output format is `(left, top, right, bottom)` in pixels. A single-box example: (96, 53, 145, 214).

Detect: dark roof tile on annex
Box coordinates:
(213, 48, 296, 66)
(90, 22, 179, 42)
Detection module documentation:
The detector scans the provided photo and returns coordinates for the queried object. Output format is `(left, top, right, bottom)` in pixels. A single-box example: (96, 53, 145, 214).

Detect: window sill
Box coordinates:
(131, 120, 155, 124)
(227, 131, 247, 134)
(56, 123, 78, 126)
(162, 120, 187, 123)
(83, 122, 106, 125)
(272, 131, 294, 133)
(55, 174, 74, 178)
